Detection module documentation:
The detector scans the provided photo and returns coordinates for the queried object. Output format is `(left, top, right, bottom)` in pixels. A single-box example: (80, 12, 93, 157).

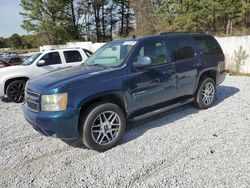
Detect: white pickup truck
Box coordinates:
(0, 48, 92, 103)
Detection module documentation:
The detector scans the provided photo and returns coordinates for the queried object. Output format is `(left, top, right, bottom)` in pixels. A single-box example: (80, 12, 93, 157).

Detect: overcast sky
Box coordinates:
(0, 0, 27, 38)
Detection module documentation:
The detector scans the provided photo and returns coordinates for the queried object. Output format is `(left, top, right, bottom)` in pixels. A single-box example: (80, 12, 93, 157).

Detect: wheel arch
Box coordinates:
(4, 77, 30, 94)
(77, 92, 128, 135)
(194, 68, 217, 94)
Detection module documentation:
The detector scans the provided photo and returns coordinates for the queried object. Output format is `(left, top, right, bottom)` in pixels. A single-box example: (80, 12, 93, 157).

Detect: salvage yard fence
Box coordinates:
(216, 36, 250, 73)
(40, 35, 250, 73)
(39, 42, 105, 54)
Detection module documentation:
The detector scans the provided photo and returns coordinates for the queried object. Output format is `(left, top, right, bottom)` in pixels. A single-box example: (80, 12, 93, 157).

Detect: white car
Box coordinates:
(0, 48, 92, 103)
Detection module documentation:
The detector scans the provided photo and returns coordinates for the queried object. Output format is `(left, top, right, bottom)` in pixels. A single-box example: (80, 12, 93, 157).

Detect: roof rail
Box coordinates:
(160, 32, 205, 35)
(51, 47, 82, 51)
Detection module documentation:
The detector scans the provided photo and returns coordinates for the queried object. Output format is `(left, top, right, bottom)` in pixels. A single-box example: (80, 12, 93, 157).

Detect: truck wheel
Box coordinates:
(80, 103, 126, 152)
(6, 80, 26, 103)
(195, 77, 216, 109)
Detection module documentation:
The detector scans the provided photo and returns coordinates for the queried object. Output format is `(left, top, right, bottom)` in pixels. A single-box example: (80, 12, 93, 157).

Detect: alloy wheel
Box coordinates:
(7, 81, 26, 103)
(201, 82, 215, 105)
(91, 111, 121, 145)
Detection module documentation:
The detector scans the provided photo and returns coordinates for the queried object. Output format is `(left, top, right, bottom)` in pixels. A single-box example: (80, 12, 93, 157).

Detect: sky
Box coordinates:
(0, 0, 27, 38)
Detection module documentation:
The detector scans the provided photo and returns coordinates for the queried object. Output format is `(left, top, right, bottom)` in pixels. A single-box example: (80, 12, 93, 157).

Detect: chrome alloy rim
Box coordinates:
(91, 111, 121, 145)
(201, 82, 215, 105)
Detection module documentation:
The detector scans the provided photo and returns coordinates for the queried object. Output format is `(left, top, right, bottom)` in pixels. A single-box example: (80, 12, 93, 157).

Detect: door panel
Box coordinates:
(174, 58, 201, 97)
(33, 52, 63, 78)
(128, 38, 177, 112)
(129, 64, 176, 111)
(168, 37, 200, 97)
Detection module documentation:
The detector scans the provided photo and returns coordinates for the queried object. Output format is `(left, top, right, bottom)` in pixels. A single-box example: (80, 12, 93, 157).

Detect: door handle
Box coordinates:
(193, 63, 202, 68)
(163, 70, 171, 74)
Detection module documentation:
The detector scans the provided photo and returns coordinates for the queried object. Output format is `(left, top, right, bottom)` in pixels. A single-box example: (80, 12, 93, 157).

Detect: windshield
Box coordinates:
(22, 53, 41, 66)
(84, 40, 136, 68)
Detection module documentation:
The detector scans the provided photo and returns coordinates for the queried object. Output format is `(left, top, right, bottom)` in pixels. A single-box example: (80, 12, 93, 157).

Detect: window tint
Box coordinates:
(136, 40, 169, 65)
(40, 52, 61, 65)
(194, 36, 222, 55)
(169, 38, 195, 61)
(63, 50, 82, 63)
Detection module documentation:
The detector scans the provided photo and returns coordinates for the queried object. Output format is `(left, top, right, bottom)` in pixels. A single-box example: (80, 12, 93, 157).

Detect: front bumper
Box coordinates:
(0, 82, 5, 98)
(217, 70, 228, 85)
(22, 103, 79, 139)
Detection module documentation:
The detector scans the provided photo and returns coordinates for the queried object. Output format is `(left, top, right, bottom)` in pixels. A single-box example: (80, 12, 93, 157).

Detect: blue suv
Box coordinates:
(22, 33, 227, 151)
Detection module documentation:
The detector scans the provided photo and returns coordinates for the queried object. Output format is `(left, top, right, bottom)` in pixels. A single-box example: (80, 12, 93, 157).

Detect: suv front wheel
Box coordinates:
(195, 77, 216, 109)
(80, 103, 126, 152)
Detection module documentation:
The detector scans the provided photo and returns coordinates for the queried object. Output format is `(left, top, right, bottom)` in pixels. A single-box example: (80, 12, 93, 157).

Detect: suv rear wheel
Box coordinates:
(6, 80, 26, 103)
(195, 77, 216, 109)
(80, 103, 126, 152)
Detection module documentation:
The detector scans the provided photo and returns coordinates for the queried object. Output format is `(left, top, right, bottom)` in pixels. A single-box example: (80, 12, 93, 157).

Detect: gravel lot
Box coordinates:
(0, 76, 249, 188)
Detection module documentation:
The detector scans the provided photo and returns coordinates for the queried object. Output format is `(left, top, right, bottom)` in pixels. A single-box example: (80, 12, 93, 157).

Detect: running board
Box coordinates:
(131, 98, 194, 121)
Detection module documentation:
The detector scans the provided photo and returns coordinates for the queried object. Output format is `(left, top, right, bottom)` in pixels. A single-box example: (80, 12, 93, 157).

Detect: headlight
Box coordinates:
(41, 93, 68, 111)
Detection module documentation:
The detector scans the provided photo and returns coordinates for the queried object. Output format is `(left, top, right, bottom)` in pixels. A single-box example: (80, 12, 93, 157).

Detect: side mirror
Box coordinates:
(36, 60, 46, 67)
(133, 56, 152, 68)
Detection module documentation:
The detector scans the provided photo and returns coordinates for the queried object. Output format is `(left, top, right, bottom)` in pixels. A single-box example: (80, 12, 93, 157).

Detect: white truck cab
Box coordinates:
(0, 48, 92, 103)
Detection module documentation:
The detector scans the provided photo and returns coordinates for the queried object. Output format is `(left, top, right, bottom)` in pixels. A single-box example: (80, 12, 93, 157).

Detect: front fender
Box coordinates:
(77, 91, 128, 115)
(0, 77, 5, 98)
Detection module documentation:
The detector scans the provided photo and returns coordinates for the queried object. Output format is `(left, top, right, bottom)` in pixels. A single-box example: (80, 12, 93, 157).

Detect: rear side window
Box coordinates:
(63, 50, 82, 63)
(193, 36, 222, 55)
(40, 52, 61, 65)
(169, 38, 195, 61)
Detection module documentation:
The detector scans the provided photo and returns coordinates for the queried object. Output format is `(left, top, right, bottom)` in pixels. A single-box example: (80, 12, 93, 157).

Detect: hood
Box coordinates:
(0, 65, 29, 76)
(28, 65, 110, 93)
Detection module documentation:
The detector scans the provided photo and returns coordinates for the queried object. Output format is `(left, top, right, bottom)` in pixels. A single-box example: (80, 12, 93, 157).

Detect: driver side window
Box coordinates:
(40, 52, 61, 66)
(136, 40, 169, 65)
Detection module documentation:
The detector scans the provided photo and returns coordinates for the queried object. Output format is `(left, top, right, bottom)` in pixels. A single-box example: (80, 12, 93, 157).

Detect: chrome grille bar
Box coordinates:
(25, 89, 40, 112)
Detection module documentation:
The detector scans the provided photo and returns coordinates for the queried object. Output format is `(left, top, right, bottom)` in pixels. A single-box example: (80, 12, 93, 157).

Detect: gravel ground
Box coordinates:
(0, 76, 249, 188)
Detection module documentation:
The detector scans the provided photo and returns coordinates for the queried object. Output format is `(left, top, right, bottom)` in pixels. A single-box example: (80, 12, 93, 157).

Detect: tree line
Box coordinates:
(19, 0, 134, 44)
(1, 0, 250, 49)
(0, 34, 39, 49)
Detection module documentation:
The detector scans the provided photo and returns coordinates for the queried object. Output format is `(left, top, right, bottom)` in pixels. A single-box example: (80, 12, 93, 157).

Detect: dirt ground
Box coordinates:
(0, 76, 249, 187)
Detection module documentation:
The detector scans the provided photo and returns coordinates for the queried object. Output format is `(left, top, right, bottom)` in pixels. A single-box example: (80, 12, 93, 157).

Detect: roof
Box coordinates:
(160, 32, 206, 35)
(123, 32, 212, 42)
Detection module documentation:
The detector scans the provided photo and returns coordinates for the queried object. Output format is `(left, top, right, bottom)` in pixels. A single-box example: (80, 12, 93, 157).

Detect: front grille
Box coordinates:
(25, 90, 40, 112)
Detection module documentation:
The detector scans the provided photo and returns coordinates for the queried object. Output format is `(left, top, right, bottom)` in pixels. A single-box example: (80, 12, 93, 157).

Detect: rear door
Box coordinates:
(129, 38, 177, 111)
(167, 37, 200, 97)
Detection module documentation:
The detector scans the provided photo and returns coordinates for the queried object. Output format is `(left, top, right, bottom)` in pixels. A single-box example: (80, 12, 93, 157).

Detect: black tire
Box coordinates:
(195, 77, 216, 109)
(6, 80, 26, 103)
(80, 103, 126, 152)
